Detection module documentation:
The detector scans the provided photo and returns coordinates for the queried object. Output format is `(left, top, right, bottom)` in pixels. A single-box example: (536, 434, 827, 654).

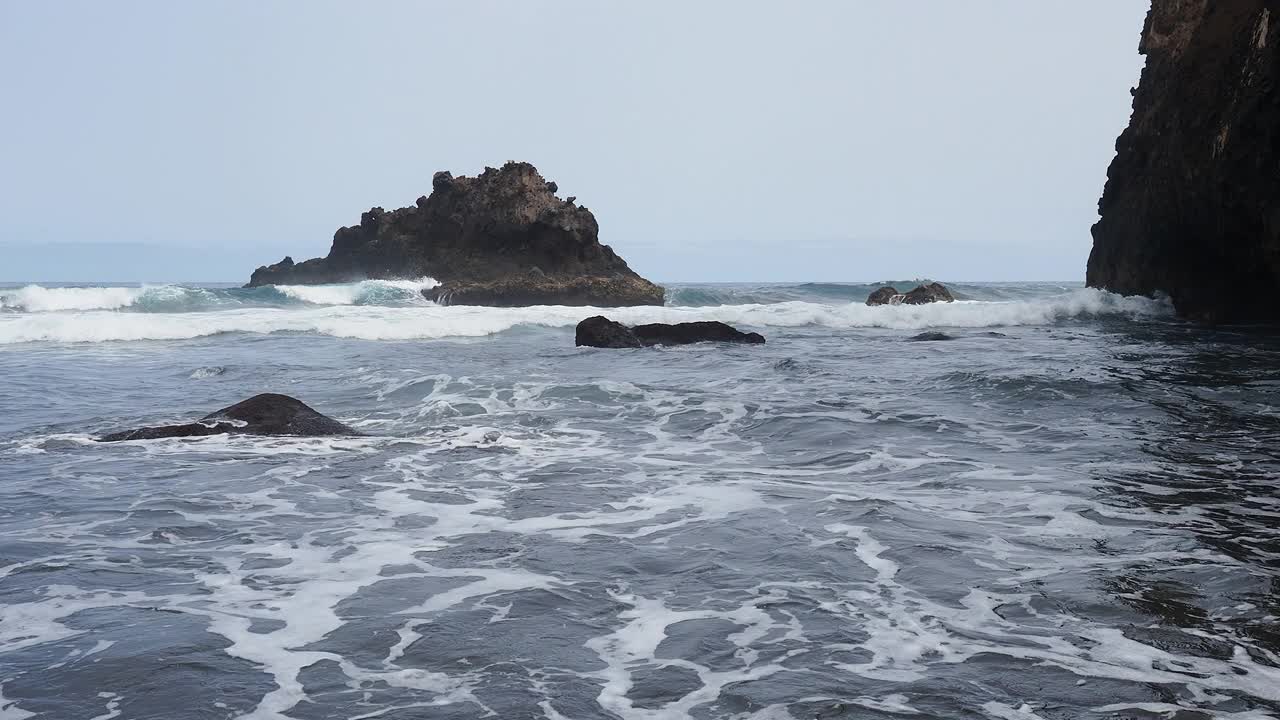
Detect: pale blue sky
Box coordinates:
(1, 1, 1148, 282)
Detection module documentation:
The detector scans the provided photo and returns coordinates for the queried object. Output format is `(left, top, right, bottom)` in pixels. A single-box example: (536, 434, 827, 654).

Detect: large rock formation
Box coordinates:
(1087, 2, 1280, 323)
(248, 162, 664, 307)
(99, 394, 357, 442)
(575, 316, 765, 348)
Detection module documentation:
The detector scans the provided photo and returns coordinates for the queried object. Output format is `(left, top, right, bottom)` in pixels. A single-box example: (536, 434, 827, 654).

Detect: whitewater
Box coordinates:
(1, 279, 1278, 720)
(0, 280, 1167, 344)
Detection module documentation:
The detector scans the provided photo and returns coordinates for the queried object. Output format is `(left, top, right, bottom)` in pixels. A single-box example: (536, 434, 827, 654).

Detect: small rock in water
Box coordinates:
(98, 393, 357, 442)
(909, 331, 955, 342)
(575, 316, 765, 348)
(574, 316, 644, 348)
(900, 282, 955, 304)
(867, 282, 955, 306)
(866, 286, 901, 306)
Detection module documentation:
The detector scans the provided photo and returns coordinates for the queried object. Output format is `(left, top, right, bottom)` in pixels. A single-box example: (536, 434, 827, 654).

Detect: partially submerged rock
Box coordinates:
(908, 330, 1007, 341)
(866, 282, 955, 306)
(427, 274, 662, 307)
(908, 331, 955, 341)
(247, 162, 664, 308)
(633, 321, 766, 346)
(575, 316, 765, 348)
(866, 286, 900, 306)
(98, 393, 357, 442)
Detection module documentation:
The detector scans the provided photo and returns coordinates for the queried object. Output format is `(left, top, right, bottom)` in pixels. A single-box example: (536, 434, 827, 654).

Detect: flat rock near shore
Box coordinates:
(247, 162, 664, 308)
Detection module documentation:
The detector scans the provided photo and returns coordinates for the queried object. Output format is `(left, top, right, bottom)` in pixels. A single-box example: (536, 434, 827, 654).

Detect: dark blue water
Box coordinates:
(2, 281, 1278, 720)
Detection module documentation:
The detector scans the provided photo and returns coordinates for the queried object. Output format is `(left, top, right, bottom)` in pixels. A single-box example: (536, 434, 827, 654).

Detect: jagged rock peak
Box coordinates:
(247, 162, 664, 307)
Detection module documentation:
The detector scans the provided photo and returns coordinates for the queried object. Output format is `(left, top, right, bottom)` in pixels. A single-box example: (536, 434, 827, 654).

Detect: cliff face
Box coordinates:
(248, 162, 664, 307)
(1087, 1, 1280, 323)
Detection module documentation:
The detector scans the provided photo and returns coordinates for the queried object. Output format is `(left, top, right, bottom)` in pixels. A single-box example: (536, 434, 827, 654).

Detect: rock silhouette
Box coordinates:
(248, 162, 664, 307)
(1087, 2, 1280, 323)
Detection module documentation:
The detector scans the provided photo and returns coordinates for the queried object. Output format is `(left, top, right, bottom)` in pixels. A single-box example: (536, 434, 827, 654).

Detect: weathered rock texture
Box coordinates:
(865, 282, 955, 306)
(575, 316, 765, 348)
(248, 162, 664, 307)
(1087, 1, 1280, 323)
(99, 394, 357, 442)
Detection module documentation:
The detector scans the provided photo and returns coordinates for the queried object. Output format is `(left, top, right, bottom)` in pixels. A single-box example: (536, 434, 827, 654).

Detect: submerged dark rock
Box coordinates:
(908, 330, 1007, 341)
(247, 162, 664, 308)
(866, 282, 955, 306)
(1087, 2, 1280, 323)
(98, 393, 357, 442)
(575, 316, 765, 348)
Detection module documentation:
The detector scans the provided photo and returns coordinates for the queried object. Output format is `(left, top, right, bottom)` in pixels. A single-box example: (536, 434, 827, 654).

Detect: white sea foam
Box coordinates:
(273, 277, 439, 306)
(0, 289, 1171, 344)
(188, 366, 227, 379)
(0, 285, 149, 312)
(3, 345, 1277, 718)
(0, 278, 439, 314)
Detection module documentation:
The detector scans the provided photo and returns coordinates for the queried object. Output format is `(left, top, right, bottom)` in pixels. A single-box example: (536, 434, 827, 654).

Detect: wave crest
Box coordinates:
(0, 289, 1171, 344)
(0, 278, 440, 314)
(0, 285, 148, 312)
(274, 278, 439, 306)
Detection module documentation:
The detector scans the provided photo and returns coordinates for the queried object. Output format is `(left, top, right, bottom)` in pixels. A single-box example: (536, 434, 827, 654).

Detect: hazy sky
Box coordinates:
(1, 1, 1149, 283)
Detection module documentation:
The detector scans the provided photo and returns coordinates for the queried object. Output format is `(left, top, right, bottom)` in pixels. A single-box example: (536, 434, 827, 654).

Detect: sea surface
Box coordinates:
(1, 280, 1278, 720)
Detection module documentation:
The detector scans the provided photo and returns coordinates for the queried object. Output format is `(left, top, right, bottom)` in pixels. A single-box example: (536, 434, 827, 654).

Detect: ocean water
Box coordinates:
(1, 280, 1279, 720)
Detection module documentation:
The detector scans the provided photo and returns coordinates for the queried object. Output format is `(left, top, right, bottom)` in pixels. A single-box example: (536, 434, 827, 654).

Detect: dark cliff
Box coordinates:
(247, 162, 664, 307)
(1087, 1, 1280, 323)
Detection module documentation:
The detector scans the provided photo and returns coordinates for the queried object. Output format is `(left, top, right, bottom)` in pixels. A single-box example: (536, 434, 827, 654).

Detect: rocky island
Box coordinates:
(248, 162, 664, 307)
(1087, 1, 1279, 323)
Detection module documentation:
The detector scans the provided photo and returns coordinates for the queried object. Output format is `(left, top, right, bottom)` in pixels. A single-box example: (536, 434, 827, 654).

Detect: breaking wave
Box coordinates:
(273, 278, 439, 306)
(0, 288, 1172, 344)
(0, 278, 439, 314)
(0, 284, 149, 312)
